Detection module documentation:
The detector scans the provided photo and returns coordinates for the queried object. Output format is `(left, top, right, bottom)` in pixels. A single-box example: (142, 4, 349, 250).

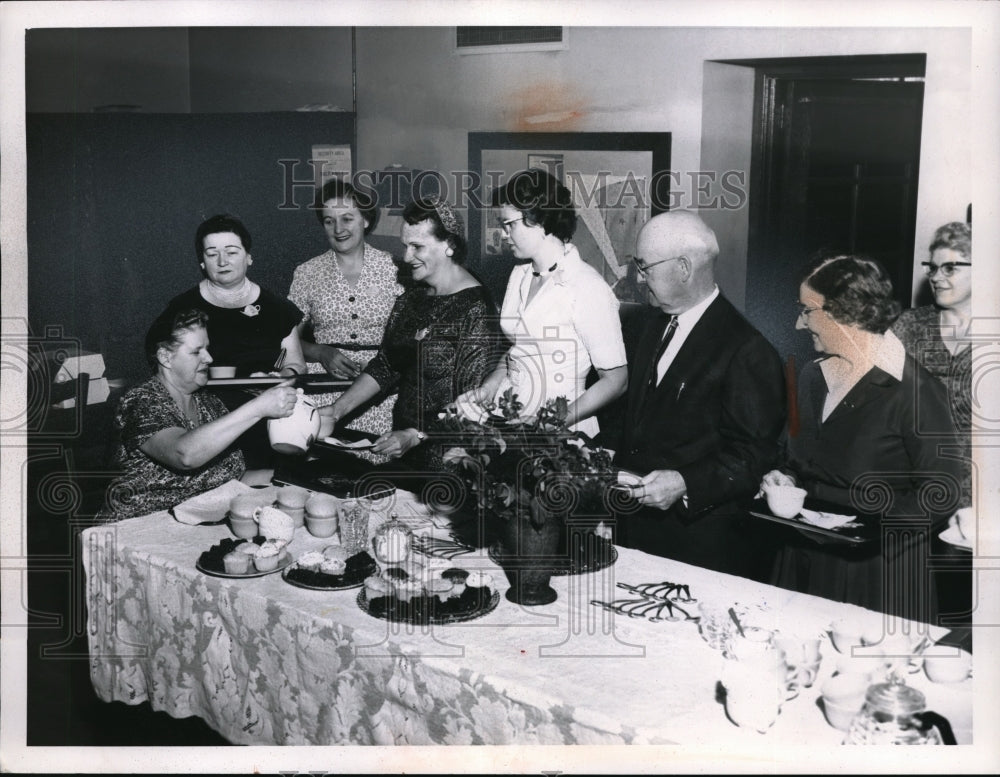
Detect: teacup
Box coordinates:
(304, 514, 338, 539)
(774, 635, 822, 687)
(276, 486, 309, 528)
(763, 483, 807, 519)
(923, 649, 972, 684)
(829, 618, 864, 653)
(304, 493, 339, 538)
(209, 365, 237, 379)
(820, 672, 869, 731)
(229, 514, 258, 539)
(725, 627, 775, 662)
(722, 656, 798, 733)
(835, 647, 891, 682)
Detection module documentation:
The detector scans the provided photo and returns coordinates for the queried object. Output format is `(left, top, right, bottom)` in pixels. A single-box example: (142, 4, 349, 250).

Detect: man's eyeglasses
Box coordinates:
(796, 304, 825, 320)
(632, 255, 684, 276)
(499, 216, 524, 234)
(921, 261, 971, 278)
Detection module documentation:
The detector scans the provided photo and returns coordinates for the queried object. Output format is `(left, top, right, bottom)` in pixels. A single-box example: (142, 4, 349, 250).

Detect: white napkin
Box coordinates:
(171, 480, 254, 524)
(322, 436, 374, 449)
(799, 508, 856, 530)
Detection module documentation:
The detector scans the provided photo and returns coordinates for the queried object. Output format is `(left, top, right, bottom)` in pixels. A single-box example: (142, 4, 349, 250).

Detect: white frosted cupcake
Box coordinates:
(464, 571, 494, 591)
(425, 578, 454, 602)
(319, 556, 347, 576)
(253, 540, 283, 571)
(395, 579, 423, 602)
(364, 574, 394, 601)
(296, 551, 325, 572)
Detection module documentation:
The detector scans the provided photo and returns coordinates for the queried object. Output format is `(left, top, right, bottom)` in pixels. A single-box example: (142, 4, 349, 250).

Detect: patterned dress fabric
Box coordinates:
(365, 286, 501, 471)
(288, 244, 403, 435)
(100, 377, 244, 520)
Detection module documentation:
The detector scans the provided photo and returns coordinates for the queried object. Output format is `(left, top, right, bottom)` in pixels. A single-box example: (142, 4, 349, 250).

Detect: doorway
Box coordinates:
(734, 55, 927, 370)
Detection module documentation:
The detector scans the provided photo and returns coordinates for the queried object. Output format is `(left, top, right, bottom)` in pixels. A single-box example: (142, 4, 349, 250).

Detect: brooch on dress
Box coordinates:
(242, 304, 261, 317)
(414, 327, 431, 341)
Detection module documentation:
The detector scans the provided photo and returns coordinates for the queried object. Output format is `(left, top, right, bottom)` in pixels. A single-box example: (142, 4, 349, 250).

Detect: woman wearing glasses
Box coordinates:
(892, 222, 972, 442)
(761, 255, 965, 621)
(455, 168, 627, 437)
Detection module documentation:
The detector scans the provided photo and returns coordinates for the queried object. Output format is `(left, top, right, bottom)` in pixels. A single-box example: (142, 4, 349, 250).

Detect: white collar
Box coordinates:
(872, 329, 906, 381)
(673, 286, 719, 328)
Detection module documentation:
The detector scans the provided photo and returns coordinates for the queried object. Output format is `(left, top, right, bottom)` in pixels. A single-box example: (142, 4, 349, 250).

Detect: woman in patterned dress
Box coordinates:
(319, 196, 501, 471)
(99, 309, 298, 521)
(288, 179, 403, 437)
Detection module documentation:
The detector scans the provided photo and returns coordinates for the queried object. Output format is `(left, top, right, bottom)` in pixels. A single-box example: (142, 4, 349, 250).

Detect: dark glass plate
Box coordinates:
(282, 551, 379, 591)
(357, 586, 500, 625)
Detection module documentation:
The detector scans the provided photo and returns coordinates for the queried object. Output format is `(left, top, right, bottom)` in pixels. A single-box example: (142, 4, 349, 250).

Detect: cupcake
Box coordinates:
(296, 551, 326, 572)
(223, 551, 251, 574)
(364, 574, 395, 601)
(443, 568, 468, 595)
(322, 545, 351, 562)
(465, 571, 494, 592)
(253, 540, 283, 572)
(425, 578, 454, 602)
(255, 505, 295, 544)
(395, 579, 424, 603)
(320, 556, 347, 576)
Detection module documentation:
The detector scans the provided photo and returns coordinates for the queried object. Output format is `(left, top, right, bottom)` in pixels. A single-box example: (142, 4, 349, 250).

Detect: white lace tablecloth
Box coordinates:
(82, 492, 972, 746)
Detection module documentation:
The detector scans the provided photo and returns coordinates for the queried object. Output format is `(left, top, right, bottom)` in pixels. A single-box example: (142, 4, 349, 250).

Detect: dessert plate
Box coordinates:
(357, 586, 500, 625)
(282, 552, 379, 590)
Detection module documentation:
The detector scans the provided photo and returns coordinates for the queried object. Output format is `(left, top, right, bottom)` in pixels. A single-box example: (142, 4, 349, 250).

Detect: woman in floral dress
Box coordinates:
(288, 179, 403, 438)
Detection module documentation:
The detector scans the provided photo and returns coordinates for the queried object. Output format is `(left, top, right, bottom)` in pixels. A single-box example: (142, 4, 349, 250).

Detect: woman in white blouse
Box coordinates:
(456, 169, 627, 437)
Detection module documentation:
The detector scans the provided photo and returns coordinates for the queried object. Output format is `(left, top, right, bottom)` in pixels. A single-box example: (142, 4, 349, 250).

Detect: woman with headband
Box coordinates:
(319, 196, 501, 469)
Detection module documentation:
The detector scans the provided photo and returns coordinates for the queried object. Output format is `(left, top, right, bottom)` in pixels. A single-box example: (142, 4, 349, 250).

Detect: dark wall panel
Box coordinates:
(27, 112, 355, 385)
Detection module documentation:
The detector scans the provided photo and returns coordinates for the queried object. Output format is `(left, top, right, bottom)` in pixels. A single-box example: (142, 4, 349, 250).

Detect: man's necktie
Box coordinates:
(647, 314, 679, 394)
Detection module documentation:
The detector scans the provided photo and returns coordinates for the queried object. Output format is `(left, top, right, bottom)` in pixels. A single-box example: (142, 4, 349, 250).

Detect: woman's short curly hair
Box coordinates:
(801, 255, 901, 334)
(144, 308, 209, 372)
(491, 168, 576, 243)
(929, 221, 971, 259)
(313, 178, 379, 235)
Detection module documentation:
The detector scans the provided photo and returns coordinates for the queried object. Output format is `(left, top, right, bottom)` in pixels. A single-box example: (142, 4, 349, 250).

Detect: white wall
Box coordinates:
(355, 26, 971, 302)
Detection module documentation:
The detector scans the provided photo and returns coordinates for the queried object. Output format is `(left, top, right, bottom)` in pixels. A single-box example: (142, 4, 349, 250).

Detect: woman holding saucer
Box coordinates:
(455, 168, 627, 438)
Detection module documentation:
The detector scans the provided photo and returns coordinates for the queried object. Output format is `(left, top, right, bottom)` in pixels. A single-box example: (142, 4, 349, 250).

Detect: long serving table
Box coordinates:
(82, 490, 973, 748)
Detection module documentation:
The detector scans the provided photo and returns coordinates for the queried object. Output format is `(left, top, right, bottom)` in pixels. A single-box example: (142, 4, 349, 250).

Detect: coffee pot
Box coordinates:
(843, 677, 956, 745)
(267, 388, 320, 454)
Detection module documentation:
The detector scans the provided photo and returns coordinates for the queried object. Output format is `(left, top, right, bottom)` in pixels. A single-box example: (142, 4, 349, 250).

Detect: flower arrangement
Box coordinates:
(437, 389, 616, 529)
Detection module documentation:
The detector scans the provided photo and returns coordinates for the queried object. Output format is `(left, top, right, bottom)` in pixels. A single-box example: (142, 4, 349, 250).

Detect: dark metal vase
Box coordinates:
(498, 498, 561, 606)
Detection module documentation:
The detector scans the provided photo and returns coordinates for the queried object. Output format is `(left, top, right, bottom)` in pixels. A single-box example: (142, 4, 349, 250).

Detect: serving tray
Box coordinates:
(357, 586, 500, 625)
(747, 497, 879, 545)
(282, 551, 379, 591)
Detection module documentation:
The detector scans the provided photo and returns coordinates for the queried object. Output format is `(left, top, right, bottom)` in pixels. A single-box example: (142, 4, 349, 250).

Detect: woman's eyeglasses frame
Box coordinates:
(921, 261, 971, 278)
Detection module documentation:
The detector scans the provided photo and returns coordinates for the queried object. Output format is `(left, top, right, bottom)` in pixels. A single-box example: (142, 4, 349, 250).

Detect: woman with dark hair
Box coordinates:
(99, 308, 297, 521)
(319, 196, 500, 467)
(166, 213, 306, 377)
(762, 256, 965, 619)
(455, 168, 626, 437)
(288, 178, 403, 434)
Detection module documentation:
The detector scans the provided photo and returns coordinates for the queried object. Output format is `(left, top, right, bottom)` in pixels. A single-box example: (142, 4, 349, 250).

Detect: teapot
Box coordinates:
(843, 677, 956, 745)
(267, 389, 320, 454)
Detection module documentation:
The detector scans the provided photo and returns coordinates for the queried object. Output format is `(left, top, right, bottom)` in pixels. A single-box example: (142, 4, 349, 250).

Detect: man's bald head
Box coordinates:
(635, 211, 720, 314)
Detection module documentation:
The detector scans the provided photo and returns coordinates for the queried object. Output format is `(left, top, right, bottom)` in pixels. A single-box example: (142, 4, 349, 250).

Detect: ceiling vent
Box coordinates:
(455, 27, 567, 55)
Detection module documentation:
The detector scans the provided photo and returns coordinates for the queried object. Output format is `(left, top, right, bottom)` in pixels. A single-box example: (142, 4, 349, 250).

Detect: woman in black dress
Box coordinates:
(320, 196, 501, 470)
(763, 255, 966, 622)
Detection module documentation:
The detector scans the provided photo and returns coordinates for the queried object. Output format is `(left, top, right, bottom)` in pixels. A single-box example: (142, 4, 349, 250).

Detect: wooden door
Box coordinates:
(746, 78, 924, 370)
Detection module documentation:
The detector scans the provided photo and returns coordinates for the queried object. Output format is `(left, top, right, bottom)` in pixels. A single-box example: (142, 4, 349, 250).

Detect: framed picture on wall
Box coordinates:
(468, 132, 671, 303)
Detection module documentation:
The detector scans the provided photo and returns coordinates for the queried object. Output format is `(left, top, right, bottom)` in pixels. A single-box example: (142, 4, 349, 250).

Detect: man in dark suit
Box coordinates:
(616, 211, 786, 580)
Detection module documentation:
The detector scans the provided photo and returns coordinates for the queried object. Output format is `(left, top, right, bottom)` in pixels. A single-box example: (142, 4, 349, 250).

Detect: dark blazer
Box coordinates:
(616, 294, 786, 574)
